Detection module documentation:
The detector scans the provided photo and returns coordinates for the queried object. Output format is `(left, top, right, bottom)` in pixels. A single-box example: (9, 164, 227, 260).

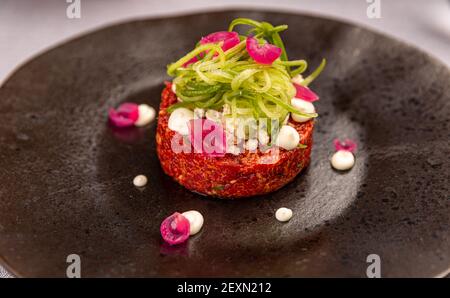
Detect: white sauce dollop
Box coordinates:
(331, 150, 355, 170)
(133, 175, 148, 187)
(275, 125, 300, 150)
(168, 108, 194, 135)
(135, 104, 156, 127)
(275, 207, 293, 222)
(182, 210, 204, 236)
(291, 98, 315, 123)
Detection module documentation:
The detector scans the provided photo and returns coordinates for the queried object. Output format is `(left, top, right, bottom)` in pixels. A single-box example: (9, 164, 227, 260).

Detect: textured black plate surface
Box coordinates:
(0, 10, 449, 277)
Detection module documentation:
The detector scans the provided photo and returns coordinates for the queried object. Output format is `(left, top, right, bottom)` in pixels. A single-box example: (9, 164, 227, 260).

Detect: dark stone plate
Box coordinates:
(0, 10, 449, 277)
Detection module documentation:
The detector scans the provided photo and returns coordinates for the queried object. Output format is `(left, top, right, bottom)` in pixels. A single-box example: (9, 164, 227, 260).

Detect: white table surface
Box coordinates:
(0, 0, 449, 278)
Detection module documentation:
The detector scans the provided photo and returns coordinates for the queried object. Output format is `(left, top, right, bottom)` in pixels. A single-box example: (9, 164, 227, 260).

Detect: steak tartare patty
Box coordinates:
(156, 84, 314, 198)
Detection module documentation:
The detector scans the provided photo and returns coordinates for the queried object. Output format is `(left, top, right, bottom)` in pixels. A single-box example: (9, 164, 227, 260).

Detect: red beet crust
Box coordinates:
(156, 83, 314, 198)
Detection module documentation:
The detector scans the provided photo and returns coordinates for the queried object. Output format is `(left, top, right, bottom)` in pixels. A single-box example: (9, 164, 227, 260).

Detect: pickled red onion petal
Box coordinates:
(108, 102, 139, 127)
(183, 31, 240, 67)
(246, 37, 281, 65)
(182, 56, 198, 67)
(334, 139, 357, 153)
(188, 119, 226, 157)
(200, 31, 240, 51)
(160, 212, 190, 245)
(293, 84, 319, 102)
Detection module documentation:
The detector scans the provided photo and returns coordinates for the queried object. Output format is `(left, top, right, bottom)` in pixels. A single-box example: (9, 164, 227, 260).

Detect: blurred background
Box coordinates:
(0, 0, 449, 278)
(1, 0, 449, 85)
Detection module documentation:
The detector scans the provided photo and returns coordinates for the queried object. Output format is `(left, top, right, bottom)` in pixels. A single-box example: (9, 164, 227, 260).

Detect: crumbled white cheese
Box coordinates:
(168, 108, 194, 135)
(205, 109, 222, 123)
(245, 139, 259, 151)
(258, 129, 270, 145)
(193, 108, 205, 119)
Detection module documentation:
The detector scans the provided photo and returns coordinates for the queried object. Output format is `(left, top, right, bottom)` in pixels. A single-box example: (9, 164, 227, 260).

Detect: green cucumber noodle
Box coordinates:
(166, 18, 326, 136)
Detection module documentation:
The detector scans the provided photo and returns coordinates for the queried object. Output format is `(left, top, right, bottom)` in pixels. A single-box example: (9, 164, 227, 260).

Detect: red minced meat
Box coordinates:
(156, 82, 314, 198)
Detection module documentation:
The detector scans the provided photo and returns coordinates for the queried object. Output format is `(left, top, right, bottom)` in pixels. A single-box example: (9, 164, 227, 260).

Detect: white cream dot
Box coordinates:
(291, 98, 315, 122)
(182, 210, 204, 236)
(275, 207, 293, 222)
(133, 175, 148, 187)
(331, 150, 355, 171)
(135, 104, 156, 127)
(275, 125, 300, 150)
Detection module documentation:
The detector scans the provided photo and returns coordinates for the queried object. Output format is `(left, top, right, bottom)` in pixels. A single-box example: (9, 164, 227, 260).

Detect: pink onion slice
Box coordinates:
(108, 102, 139, 127)
(293, 84, 319, 102)
(182, 56, 199, 67)
(200, 31, 240, 52)
(188, 119, 226, 157)
(160, 212, 190, 246)
(334, 139, 357, 153)
(246, 36, 282, 65)
(183, 31, 240, 67)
